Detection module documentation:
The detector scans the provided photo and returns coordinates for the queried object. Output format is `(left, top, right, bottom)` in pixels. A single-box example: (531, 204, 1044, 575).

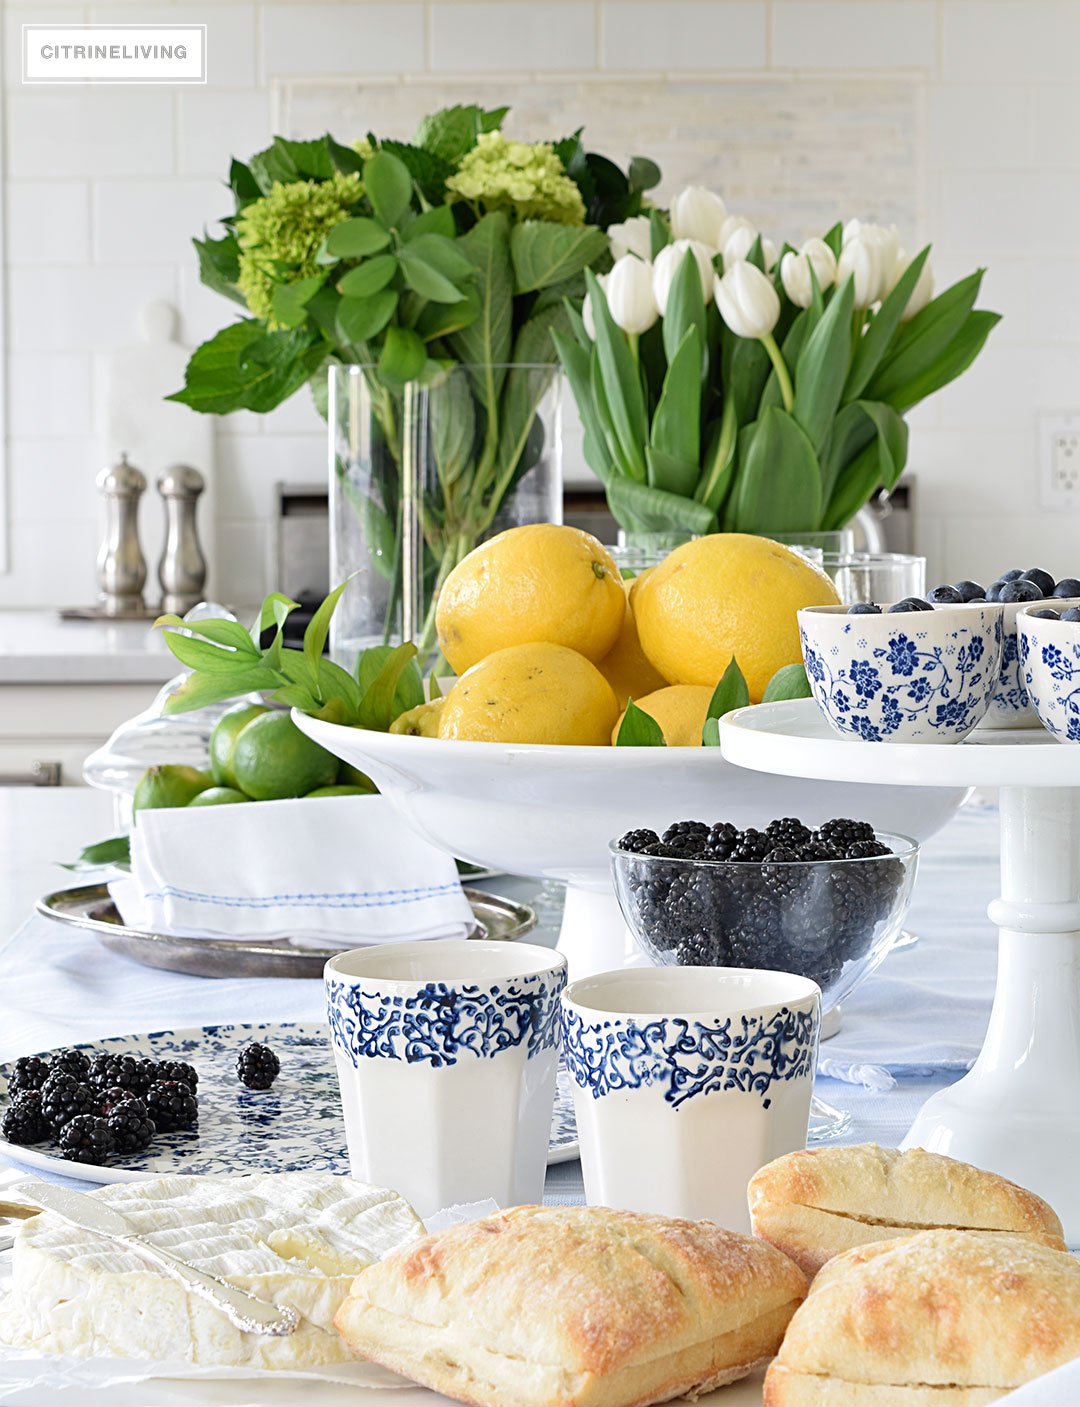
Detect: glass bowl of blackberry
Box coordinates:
(611, 817, 919, 1011)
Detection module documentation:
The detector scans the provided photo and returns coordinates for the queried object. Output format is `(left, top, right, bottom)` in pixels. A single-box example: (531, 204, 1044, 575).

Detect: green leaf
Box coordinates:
(859, 401, 909, 490)
(416, 288, 480, 342)
(398, 248, 466, 303)
(179, 617, 260, 656)
(628, 155, 662, 191)
(428, 370, 478, 487)
(193, 232, 243, 306)
(338, 255, 398, 297)
(364, 151, 413, 227)
(404, 232, 475, 282)
(259, 592, 302, 638)
(762, 663, 812, 703)
(844, 246, 930, 401)
(402, 205, 456, 241)
(162, 665, 278, 715)
(326, 134, 366, 174)
(606, 478, 716, 536)
(822, 221, 843, 259)
(614, 698, 666, 747)
(414, 103, 507, 164)
(866, 269, 985, 405)
(270, 273, 326, 329)
(496, 313, 566, 493)
(337, 289, 398, 344)
(167, 320, 322, 416)
(648, 325, 701, 496)
(229, 159, 261, 204)
(304, 579, 352, 693)
(60, 834, 131, 871)
(661, 249, 707, 366)
(701, 657, 750, 744)
(158, 631, 252, 674)
(731, 406, 822, 533)
(879, 309, 1000, 414)
(326, 218, 391, 259)
(378, 326, 426, 383)
(510, 222, 610, 293)
(792, 273, 855, 455)
(314, 655, 364, 718)
(553, 329, 615, 485)
(586, 269, 648, 482)
(447, 213, 514, 410)
(649, 209, 671, 259)
(357, 642, 421, 729)
(822, 439, 887, 532)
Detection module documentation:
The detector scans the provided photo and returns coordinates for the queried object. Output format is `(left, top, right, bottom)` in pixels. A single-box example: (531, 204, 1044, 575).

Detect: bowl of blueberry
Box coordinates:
(611, 817, 918, 1009)
(1017, 601, 1080, 743)
(797, 600, 1002, 743)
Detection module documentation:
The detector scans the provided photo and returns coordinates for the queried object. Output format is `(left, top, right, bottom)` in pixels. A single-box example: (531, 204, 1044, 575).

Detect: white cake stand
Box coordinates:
(720, 698, 1080, 1241)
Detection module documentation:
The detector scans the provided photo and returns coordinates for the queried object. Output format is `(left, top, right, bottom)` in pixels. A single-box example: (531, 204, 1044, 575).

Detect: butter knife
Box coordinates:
(23, 1182, 299, 1337)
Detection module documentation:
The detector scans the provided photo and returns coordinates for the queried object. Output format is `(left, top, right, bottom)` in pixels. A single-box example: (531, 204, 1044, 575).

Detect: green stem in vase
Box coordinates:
(761, 333, 794, 413)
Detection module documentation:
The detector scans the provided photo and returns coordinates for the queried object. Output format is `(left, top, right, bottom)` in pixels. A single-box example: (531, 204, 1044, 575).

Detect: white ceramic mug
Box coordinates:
(325, 940, 566, 1217)
(562, 966, 820, 1233)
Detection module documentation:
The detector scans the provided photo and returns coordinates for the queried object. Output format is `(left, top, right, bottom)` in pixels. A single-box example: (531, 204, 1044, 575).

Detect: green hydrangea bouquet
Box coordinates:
(171, 104, 659, 652)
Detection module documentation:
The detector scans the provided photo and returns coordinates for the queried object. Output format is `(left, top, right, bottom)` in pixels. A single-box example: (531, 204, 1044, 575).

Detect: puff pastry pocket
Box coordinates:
(748, 1143, 1065, 1278)
(764, 1229, 1080, 1406)
(334, 1204, 808, 1407)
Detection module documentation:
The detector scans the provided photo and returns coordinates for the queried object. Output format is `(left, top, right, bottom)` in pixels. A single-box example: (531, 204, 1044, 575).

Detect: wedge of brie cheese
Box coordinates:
(0, 1172, 422, 1369)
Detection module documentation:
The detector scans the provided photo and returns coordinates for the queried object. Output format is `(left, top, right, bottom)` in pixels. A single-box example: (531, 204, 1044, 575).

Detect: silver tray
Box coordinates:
(37, 883, 537, 980)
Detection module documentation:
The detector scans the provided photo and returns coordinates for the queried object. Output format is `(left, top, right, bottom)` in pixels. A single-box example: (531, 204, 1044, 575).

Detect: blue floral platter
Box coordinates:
(0, 1022, 579, 1185)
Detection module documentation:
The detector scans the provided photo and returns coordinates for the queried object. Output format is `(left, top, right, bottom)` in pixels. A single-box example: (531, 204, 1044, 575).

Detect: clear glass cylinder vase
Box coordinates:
(329, 364, 562, 668)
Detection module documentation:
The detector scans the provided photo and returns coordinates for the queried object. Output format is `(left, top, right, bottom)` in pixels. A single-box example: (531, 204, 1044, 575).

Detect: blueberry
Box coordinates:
(1000, 569, 1025, 582)
(1052, 578, 1080, 598)
(1030, 608, 1060, 620)
(927, 584, 964, 604)
(953, 581, 986, 602)
(985, 581, 1006, 602)
(1062, 607, 1080, 622)
(1021, 568, 1055, 597)
(999, 579, 1042, 603)
(847, 602, 881, 614)
(888, 597, 934, 613)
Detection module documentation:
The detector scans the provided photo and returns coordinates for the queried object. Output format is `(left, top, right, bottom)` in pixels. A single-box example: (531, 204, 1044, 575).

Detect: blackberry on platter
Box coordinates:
(8, 1056, 50, 1097)
(1, 1091, 48, 1145)
(761, 848, 804, 902)
(98, 1086, 143, 1116)
(146, 1079, 198, 1131)
(617, 828, 661, 855)
(88, 1053, 154, 1095)
(661, 820, 710, 855)
(48, 1048, 90, 1081)
(58, 1115, 115, 1165)
(237, 1044, 281, 1091)
(107, 1103, 156, 1155)
(729, 828, 770, 863)
(40, 1073, 96, 1131)
(765, 817, 813, 851)
(156, 1060, 198, 1089)
(703, 822, 739, 860)
(815, 818, 876, 851)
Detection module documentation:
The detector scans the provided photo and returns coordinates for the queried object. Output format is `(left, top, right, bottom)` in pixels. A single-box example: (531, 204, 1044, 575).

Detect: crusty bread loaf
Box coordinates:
(335, 1204, 808, 1407)
(748, 1143, 1065, 1277)
(764, 1229, 1080, 1406)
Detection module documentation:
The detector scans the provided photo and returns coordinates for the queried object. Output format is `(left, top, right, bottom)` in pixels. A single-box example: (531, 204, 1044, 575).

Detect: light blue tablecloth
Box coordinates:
(0, 802, 1001, 1199)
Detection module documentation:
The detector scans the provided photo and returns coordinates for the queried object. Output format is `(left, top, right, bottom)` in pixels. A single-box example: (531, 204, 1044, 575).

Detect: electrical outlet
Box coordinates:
(1040, 415, 1080, 509)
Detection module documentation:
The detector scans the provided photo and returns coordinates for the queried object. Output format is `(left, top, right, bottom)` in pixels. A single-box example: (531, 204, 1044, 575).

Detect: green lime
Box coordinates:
(209, 703, 269, 788)
(188, 786, 248, 806)
(305, 784, 375, 798)
(340, 761, 377, 790)
(231, 711, 338, 800)
(133, 765, 215, 813)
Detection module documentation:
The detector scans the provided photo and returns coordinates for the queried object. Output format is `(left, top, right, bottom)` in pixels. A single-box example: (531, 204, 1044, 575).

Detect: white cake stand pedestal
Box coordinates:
(720, 699, 1080, 1242)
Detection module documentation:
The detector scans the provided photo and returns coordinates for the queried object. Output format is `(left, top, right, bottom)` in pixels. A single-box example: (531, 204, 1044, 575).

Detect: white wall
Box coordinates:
(3, 0, 1080, 608)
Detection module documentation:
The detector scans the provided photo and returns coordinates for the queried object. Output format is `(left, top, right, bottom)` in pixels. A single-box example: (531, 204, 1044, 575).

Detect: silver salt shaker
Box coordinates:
(96, 453, 147, 615)
(157, 465, 207, 615)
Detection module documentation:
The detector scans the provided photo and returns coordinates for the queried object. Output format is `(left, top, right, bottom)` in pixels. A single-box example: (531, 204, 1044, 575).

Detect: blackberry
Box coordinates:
(660, 821, 709, 855)
(954, 581, 986, 602)
(40, 1073, 96, 1131)
(1, 1091, 48, 1145)
(107, 1102, 156, 1155)
(847, 602, 881, 614)
(761, 847, 804, 902)
(617, 828, 661, 855)
(237, 1044, 281, 1091)
(7, 1056, 50, 1097)
(146, 1080, 198, 1131)
(88, 1053, 155, 1095)
(1022, 568, 1056, 597)
(729, 829, 770, 863)
(703, 821, 739, 860)
(815, 818, 876, 851)
(765, 817, 813, 851)
(58, 1115, 115, 1166)
(98, 1085, 141, 1116)
(677, 932, 721, 966)
(156, 1060, 198, 1089)
(49, 1049, 90, 1081)
(846, 839, 891, 861)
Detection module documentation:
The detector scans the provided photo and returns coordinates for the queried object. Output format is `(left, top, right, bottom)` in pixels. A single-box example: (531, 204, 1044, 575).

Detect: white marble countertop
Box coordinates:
(0, 610, 191, 685)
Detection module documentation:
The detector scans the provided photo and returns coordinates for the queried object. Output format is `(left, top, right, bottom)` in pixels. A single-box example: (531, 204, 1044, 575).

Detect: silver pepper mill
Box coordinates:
(157, 465, 207, 615)
(96, 453, 147, 615)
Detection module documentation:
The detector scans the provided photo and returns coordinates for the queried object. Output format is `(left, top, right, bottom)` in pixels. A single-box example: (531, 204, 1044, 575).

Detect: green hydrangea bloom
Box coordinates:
(235, 171, 363, 326)
(446, 131, 584, 226)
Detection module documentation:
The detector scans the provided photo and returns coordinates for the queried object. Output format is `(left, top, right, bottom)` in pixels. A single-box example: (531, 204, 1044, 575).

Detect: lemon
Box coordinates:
(436, 524, 625, 675)
(389, 698, 446, 737)
(306, 784, 375, 797)
(633, 534, 840, 702)
(209, 703, 268, 788)
(595, 580, 667, 709)
(437, 643, 618, 745)
(613, 684, 715, 747)
(232, 711, 339, 800)
(133, 765, 215, 813)
(189, 786, 248, 806)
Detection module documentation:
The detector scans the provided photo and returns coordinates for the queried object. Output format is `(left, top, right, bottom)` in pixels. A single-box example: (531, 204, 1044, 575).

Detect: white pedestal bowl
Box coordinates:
(294, 713, 967, 981)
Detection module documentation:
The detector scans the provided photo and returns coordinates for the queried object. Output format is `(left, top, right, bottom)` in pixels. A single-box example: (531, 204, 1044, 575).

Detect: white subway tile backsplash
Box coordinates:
(92, 180, 224, 264)
(601, 2, 765, 71)
(214, 520, 273, 602)
(940, 170, 1080, 255)
(772, 1, 936, 71)
(262, 5, 424, 79)
(7, 438, 99, 524)
(432, 3, 596, 73)
(942, 1, 1080, 83)
(6, 183, 91, 267)
(9, 266, 177, 352)
(178, 90, 272, 175)
(6, 355, 94, 440)
(85, 2, 258, 88)
(218, 433, 324, 518)
(0, 522, 98, 608)
(3, 4, 85, 88)
(926, 85, 1029, 171)
(7, 90, 175, 179)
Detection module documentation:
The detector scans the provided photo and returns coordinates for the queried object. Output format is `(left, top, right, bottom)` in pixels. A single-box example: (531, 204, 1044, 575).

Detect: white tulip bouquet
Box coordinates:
(554, 187, 998, 538)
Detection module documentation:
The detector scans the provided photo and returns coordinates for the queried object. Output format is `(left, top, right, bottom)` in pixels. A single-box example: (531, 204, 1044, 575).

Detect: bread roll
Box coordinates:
(748, 1143, 1064, 1277)
(335, 1204, 807, 1407)
(764, 1229, 1080, 1405)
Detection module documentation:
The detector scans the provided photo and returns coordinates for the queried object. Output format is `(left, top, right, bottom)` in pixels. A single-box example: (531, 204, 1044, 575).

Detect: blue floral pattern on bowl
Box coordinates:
(799, 605, 1002, 743)
(1019, 614, 1080, 743)
(327, 972, 565, 1069)
(0, 1021, 578, 1184)
(983, 603, 1040, 728)
(561, 1005, 818, 1110)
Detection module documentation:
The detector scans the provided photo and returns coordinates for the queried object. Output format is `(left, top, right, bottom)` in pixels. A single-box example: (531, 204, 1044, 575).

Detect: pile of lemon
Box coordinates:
(397, 525, 838, 748)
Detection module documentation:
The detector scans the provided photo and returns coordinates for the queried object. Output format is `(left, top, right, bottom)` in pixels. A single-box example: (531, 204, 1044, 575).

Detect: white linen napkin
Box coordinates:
(108, 795, 474, 948)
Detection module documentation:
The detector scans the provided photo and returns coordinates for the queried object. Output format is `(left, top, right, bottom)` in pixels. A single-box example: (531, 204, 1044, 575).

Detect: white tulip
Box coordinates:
(718, 215, 757, 264)
(670, 185, 727, 249)
(713, 260, 780, 340)
(837, 221, 900, 309)
(651, 239, 714, 315)
(608, 215, 652, 263)
(780, 237, 838, 308)
(889, 247, 935, 320)
(582, 273, 607, 339)
(761, 237, 779, 272)
(605, 254, 659, 334)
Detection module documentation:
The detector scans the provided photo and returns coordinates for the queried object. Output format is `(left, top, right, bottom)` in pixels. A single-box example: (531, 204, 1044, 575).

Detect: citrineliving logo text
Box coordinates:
(23, 25, 206, 84)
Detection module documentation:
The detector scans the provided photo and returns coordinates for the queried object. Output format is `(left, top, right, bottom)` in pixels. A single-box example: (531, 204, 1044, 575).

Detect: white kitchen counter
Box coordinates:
(0, 610, 177, 685)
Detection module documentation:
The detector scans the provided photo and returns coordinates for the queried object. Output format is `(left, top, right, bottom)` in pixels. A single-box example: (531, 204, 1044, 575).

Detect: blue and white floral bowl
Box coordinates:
(798, 604, 1003, 744)
(1018, 602, 1080, 743)
(983, 602, 1041, 729)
